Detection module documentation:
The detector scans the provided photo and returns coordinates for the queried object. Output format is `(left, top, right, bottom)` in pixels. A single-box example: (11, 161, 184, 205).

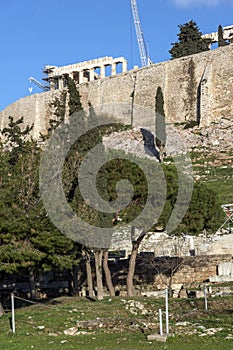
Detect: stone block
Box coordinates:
(209, 275, 233, 283)
(0, 303, 4, 317)
(147, 334, 167, 342)
(218, 262, 233, 276)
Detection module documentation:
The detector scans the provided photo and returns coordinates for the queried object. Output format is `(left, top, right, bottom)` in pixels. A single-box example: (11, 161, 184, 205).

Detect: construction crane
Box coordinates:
(28, 77, 50, 92)
(218, 204, 233, 232)
(131, 0, 152, 67)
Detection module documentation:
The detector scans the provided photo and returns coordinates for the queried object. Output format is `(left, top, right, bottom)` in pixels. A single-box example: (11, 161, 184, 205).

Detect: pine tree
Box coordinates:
(103, 156, 223, 295)
(62, 80, 87, 199)
(180, 182, 224, 235)
(103, 152, 165, 296)
(0, 116, 77, 297)
(2, 116, 33, 164)
(66, 102, 114, 299)
(169, 20, 211, 59)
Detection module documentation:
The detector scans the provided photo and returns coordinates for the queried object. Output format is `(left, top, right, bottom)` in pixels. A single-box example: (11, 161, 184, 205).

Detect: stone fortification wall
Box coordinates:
(0, 91, 61, 139)
(1, 45, 233, 136)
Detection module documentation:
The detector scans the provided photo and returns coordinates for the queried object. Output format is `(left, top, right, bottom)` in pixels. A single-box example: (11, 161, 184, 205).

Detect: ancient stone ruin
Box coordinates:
(43, 56, 127, 90)
(202, 24, 233, 47)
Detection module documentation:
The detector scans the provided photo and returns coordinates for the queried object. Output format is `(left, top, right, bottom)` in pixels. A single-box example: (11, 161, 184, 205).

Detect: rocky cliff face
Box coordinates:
(103, 117, 233, 169)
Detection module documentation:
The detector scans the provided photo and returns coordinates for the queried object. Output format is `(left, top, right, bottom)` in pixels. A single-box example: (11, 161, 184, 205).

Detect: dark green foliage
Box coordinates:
(66, 110, 226, 238)
(176, 182, 224, 235)
(155, 168, 224, 235)
(218, 25, 228, 47)
(169, 20, 210, 59)
(0, 84, 115, 280)
(102, 156, 148, 225)
(51, 91, 67, 122)
(65, 102, 114, 230)
(102, 156, 223, 236)
(41, 77, 83, 141)
(2, 116, 33, 147)
(0, 79, 224, 280)
(155, 87, 166, 151)
(154, 164, 178, 230)
(40, 91, 67, 141)
(67, 77, 83, 115)
(2, 116, 33, 164)
(0, 116, 77, 275)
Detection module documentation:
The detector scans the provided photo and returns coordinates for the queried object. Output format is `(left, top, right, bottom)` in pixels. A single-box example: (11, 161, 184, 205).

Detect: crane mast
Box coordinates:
(131, 0, 151, 67)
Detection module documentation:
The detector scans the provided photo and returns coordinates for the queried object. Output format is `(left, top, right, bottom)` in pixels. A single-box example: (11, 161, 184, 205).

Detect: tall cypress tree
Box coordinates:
(62, 78, 87, 199)
(67, 77, 83, 115)
(218, 25, 227, 47)
(155, 86, 166, 161)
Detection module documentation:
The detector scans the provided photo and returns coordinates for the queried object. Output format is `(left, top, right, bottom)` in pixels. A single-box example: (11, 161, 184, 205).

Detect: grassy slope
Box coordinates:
(204, 179, 233, 205)
(0, 296, 232, 350)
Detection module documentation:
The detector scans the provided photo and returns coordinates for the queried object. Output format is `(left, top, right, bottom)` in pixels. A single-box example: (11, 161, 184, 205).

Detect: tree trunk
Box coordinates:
(159, 145, 165, 162)
(94, 250, 104, 300)
(103, 250, 115, 296)
(29, 267, 37, 300)
(127, 241, 139, 297)
(72, 265, 79, 295)
(85, 252, 94, 298)
(168, 258, 182, 298)
(127, 228, 146, 297)
(168, 274, 173, 298)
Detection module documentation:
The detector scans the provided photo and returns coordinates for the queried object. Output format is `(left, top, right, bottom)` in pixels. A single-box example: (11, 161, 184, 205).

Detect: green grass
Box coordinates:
(0, 296, 232, 350)
(204, 179, 233, 204)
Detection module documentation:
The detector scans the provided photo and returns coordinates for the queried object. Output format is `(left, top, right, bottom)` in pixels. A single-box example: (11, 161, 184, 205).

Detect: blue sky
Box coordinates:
(1, 0, 233, 111)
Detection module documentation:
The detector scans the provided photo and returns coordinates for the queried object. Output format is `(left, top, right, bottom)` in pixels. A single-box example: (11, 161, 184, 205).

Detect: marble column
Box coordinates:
(79, 71, 84, 84)
(49, 78, 56, 90)
(111, 63, 116, 75)
(100, 65, 105, 79)
(58, 77, 64, 89)
(122, 60, 127, 73)
(89, 68, 95, 81)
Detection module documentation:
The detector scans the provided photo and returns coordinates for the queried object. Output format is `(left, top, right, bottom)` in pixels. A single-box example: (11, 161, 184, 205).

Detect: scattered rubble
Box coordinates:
(175, 321, 227, 337)
(122, 299, 148, 315)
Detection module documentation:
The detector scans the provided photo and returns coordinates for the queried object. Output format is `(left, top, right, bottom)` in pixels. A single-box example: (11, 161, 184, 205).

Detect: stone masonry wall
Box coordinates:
(1, 45, 233, 137)
(0, 90, 62, 139)
(106, 253, 233, 297)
